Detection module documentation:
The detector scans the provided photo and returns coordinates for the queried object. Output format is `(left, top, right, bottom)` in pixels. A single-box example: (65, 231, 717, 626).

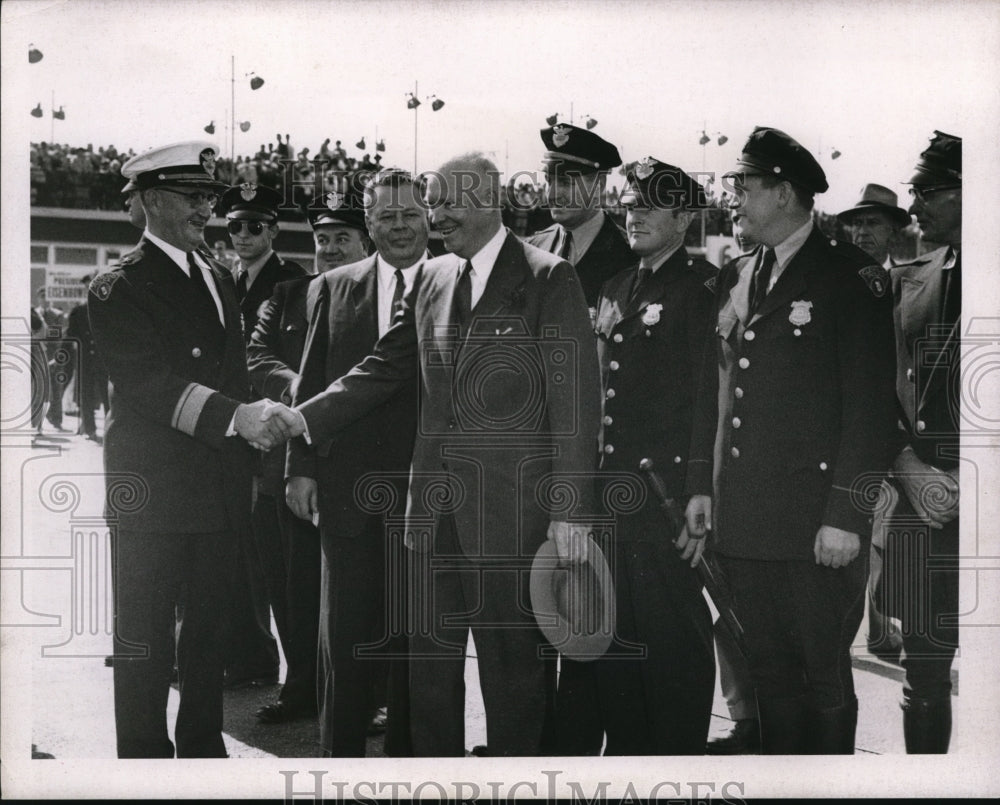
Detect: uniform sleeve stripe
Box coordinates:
(172, 383, 215, 436)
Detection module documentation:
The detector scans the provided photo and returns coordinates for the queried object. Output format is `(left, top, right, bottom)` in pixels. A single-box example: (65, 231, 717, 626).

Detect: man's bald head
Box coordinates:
(424, 151, 504, 258)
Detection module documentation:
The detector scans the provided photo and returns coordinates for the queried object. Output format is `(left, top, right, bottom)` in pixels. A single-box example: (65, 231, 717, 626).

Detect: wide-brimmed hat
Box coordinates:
(836, 183, 910, 227)
(529, 537, 615, 661)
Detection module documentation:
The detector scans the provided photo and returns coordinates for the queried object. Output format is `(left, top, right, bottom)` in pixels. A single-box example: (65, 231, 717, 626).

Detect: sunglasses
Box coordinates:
(907, 185, 960, 203)
(156, 187, 220, 208)
(227, 219, 269, 236)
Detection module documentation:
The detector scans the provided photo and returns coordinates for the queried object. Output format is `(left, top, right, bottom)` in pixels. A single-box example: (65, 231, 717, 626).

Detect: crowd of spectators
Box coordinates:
(29, 135, 856, 245)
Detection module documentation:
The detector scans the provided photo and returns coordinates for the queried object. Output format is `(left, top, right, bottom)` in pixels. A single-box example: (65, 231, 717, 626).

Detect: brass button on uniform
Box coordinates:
(732, 417, 741, 428)
(606, 388, 616, 399)
(602, 415, 613, 426)
(731, 446, 740, 458)
(734, 387, 744, 399)
(191, 347, 202, 358)
(604, 444, 615, 454)
(738, 357, 750, 369)
(744, 330, 755, 341)
(673, 456, 682, 464)
(820, 462, 828, 471)
(609, 360, 620, 371)
(613, 333, 624, 343)
(916, 420, 926, 432)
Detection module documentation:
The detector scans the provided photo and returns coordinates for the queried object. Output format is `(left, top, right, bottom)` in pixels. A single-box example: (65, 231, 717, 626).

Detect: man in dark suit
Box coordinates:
(556, 158, 718, 755)
(279, 168, 427, 754)
(66, 274, 109, 442)
(34, 287, 67, 432)
(219, 182, 306, 691)
(283, 152, 601, 756)
(684, 127, 898, 754)
(527, 124, 633, 308)
(88, 141, 299, 758)
(874, 131, 962, 753)
(242, 187, 369, 727)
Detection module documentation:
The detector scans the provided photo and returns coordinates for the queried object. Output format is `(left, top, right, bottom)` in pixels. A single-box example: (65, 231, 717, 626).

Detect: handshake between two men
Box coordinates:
(233, 399, 307, 451)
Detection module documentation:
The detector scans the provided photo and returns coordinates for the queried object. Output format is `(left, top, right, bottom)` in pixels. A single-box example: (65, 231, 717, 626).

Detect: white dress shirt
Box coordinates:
(376, 254, 423, 337)
(767, 218, 814, 292)
(466, 225, 508, 308)
(234, 249, 275, 292)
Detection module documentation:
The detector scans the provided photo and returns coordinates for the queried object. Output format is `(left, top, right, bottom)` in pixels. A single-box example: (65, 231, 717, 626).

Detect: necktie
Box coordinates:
(560, 230, 574, 262)
(455, 261, 473, 335)
(629, 267, 651, 305)
(941, 249, 961, 326)
(391, 268, 406, 323)
(749, 248, 776, 317)
(187, 253, 220, 323)
(236, 268, 249, 302)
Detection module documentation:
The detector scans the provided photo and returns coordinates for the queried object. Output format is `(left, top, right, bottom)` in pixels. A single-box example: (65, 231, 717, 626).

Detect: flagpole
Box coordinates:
(50, 90, 54, 142)
(230, 55, 236, 162)
(413, 80, 419, 175)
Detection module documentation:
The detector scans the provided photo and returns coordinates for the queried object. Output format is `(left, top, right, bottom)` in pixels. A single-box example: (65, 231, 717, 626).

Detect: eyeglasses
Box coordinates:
(908, 185, 960, 203)
(227, 220, 268, 236)
(157, 187, 220, 208)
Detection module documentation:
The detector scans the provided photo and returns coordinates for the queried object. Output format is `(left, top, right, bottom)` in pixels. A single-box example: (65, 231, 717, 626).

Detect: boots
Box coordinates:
(804, 696, 857, 754)
(756, 696, 806, 754)
(902, 697, 952, 753)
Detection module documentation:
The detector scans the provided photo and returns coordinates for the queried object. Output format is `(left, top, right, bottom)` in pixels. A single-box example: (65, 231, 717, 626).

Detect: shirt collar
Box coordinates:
(376, 252, 425, 291)
(144, 228, 192, 274)
(235, 250, 274, 286)
(467, 225, 508, 276)
(639, 240, 685, 273)
(565, 210, 606, 258)
(772, 218, 813, 270)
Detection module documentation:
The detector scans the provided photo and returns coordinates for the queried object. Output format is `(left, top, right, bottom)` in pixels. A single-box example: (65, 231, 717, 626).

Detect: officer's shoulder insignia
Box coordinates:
(704, 275, 718, 293)
(858, 264, 889, 298)
(115, 245, 145, 268)
(89, 271, 121, 301)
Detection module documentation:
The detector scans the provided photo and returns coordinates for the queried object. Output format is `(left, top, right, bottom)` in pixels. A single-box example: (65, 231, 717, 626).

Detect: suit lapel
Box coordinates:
(475, 233, 530, 319)
(350, 256, 379, 342)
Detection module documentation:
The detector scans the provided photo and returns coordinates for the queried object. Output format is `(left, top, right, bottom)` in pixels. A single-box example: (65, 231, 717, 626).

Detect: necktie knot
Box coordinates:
(629, 266, 652, 304)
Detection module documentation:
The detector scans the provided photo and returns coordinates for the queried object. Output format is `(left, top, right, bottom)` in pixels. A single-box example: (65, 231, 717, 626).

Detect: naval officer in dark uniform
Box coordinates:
(88, 141, 299, 757)
(684, 127, 898, 754)
(555, 158, 718, 755)
(527, 123, 634, 307)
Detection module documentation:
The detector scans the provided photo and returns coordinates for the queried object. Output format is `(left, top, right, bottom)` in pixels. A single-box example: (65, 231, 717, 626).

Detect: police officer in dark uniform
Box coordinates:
(874, 131, 962, 753)
(684, 127, 898, 754)
(527, 123, 633, 307)
(220, 182, 307, 340)
(88, 141, 299, 757)
(66, 274, 109, 442)
(555, 158, 718, 755)
(217, 182, 307, 692)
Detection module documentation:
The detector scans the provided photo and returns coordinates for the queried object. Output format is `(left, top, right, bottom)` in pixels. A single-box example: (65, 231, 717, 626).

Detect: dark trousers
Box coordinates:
(226, 489, 280, 684)
(877, 495, 959, 704)
(76, 360, 109, 436)
(555, 536, 715, 755)
(318, 514, 410, 757)
(112, 529, 236, 758)
(407, 514, 547, 757)
(250, 492, 320, 708)
(718, 553, 867, 709)
(45, 360, 64, 427)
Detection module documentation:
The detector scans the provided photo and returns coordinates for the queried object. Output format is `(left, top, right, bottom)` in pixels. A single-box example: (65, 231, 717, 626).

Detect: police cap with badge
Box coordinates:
(218, 182, 284, 236)
(540, 123, 622, 176)
(120, 140, 229, 192)
(724, 126, 829, 194)
(620, 157, 711, 209)
(306, 186, 367, 232)
(907, 130, 962, 187)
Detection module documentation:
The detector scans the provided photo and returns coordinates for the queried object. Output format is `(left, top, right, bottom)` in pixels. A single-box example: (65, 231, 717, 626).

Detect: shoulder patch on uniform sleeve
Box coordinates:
(858, 264, 889, 298)
(704, 275, 718, 293)
(89, 272, 121, 301)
